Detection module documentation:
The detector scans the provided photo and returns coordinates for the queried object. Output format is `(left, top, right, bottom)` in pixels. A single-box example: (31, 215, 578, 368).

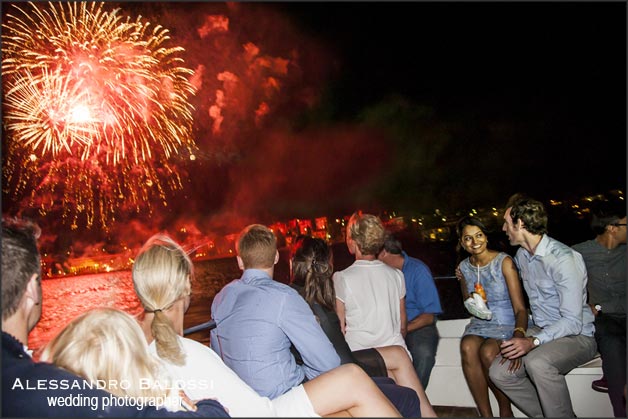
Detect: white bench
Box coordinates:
(425, 318, 613, 417)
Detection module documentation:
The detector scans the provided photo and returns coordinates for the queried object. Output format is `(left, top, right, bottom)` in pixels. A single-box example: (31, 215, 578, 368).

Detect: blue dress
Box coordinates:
(460, 252, 520, 339)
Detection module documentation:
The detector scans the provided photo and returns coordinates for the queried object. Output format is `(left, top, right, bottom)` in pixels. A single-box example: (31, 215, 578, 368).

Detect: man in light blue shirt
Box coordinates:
(489, 196, 597, 418)
(210, 224, 340, 399)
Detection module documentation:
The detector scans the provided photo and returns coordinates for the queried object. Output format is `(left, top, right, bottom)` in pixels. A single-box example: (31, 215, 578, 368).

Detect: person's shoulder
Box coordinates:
(214, 277, 241, 295)
(178, 336, 223, 363)
(405, 254, 432, 275)
(571, 239, 596, 253)
(253, 279, 304, 304)
(545, 235, 578, 256)
(379, 262, 404, 283)
(178, 335, 206, 352)
(407, 253, 428, 266)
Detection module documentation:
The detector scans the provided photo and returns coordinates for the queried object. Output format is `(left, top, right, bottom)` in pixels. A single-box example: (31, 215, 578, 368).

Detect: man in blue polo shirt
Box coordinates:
(379, 233, 443, 389)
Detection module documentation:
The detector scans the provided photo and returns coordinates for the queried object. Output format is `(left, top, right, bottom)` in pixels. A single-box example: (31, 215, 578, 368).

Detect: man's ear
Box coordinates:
(24, 273, 40, 306)
(236, 256, 245, 271)
(274, 250, 279, 265)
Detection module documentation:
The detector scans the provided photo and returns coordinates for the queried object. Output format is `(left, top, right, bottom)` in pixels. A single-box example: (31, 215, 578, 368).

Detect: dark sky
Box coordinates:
(273, 2, 626, 199)
(278, 2, 626, 116)
(2, 1, 626, 249)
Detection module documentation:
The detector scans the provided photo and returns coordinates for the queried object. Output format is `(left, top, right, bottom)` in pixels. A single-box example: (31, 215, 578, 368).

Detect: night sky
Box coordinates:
(273, 2, 626, 203)
(2, 1, 626, 252)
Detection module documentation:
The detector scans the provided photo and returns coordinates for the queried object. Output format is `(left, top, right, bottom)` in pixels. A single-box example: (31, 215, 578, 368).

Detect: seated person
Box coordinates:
(572, 201, 626, 417)
(454, 216, 528, 417)
(135, 232, 404, 417)
(378, 232, 443, 389)
(290, 235, 437, 418)
(41, 308, 197, 412)
(1, 216, 228, 418)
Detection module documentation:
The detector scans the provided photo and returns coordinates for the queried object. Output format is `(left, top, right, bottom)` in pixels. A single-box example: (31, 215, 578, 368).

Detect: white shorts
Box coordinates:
(272, 384, 319, 417)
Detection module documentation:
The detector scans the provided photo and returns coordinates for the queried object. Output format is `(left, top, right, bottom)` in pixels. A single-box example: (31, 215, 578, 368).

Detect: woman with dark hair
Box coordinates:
(291, 236, 437, 417)
(455, 216, 528, 417)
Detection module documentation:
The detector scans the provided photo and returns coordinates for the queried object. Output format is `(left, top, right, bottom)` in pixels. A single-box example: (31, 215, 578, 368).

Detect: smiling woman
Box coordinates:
(454, 215, 528, 417)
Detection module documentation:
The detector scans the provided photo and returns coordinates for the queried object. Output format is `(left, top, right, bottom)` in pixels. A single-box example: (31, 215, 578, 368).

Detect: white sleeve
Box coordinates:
(332, 271, 346, 303)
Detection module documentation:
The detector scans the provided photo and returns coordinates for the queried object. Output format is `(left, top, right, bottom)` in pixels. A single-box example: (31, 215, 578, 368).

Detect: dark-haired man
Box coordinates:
(378, 233, 442, 388)
(489, 197, 597, 417)
(573, 204, 626, 417)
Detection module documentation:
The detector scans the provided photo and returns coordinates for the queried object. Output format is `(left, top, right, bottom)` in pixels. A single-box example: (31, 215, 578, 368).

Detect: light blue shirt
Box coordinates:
(514, 235, 595, 344)
(210, 269, 340, 399)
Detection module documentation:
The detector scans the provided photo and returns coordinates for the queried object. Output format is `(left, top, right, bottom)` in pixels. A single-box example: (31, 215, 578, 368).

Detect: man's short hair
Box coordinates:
(236, 224, 277, 269)
(505, 192, 529, 210)
(509, 198, 548, 235)
(382, 232, 403, 255)
(590, 200, 626, 235)
(2, 217, 41, 320)
(347, 212, 385, 256)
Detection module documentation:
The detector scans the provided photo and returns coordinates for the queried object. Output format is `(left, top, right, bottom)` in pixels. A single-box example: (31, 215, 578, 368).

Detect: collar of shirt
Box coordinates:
(23, 345, 33, 357)
(401, 251, 410, 270)
(523, 234, 549, 260)
(240, 268, 273, 284)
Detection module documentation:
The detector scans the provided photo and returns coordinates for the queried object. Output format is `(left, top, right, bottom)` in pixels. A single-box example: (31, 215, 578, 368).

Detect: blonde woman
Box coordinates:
(333, 212, 408, 354)
(40, 308, 210, 414)
(133, 233, 402, 417)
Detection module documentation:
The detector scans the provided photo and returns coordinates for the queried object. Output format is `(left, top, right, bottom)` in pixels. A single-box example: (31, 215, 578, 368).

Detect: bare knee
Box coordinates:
(339, 362, 368, 381)
(479, 341, 500, 368)
(460, 336, 481, 364)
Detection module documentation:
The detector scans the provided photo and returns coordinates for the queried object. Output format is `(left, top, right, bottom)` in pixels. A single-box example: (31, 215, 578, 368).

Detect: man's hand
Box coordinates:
(455, 266, 465, 282)
(499, 336, 535, 359)
(589, 303, 600, 317)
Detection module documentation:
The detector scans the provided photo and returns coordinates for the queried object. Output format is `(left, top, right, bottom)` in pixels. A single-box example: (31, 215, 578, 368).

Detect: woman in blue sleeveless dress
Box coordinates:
(455, 216, 529, 417)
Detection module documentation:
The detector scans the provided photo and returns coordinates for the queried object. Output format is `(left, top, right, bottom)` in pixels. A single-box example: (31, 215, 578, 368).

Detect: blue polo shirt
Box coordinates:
(402, 251, 443, 322)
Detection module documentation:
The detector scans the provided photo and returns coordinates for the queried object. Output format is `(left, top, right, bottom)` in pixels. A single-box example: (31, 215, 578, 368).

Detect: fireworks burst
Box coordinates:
(2, 1, 198, 229)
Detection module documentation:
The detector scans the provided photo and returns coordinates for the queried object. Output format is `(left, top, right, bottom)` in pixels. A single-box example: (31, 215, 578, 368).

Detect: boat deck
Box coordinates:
(434, 405, 479, 417)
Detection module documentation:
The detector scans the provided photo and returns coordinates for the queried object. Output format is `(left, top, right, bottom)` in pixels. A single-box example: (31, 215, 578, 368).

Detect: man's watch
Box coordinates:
(594, 304, 602, 312)
(532, 337, 540, 347)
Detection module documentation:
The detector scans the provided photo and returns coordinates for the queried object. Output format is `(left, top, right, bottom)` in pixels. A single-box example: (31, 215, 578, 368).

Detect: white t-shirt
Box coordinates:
(148, 336, 318, 417)
(333, 259, 409, 355)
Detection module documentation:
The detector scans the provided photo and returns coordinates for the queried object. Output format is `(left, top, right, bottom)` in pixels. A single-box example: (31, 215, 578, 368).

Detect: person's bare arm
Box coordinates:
(407, 313, 435, 333)
(335, 298, 347, 335)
